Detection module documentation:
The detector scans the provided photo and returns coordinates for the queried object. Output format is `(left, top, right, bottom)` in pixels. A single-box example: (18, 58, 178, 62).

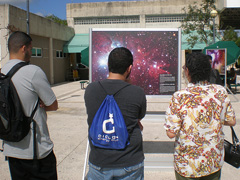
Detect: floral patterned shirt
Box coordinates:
(164, 82, 236, 178)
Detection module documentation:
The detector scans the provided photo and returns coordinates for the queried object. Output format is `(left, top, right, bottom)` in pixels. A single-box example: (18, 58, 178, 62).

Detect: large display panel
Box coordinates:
(90, 28, 181, 96)
(206, 49, 226, 75)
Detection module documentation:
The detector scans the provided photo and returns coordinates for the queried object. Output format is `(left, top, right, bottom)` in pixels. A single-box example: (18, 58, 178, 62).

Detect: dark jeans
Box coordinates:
(8, 151, 57, 180)
(175, 170, 221, 180)
(87, 161, 144, 180)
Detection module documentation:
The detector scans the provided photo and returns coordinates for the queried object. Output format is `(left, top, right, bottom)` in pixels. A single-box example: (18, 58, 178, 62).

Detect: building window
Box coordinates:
(56, 50, 63, 58)
(74, 16, 140, 25)
(31, 47, 42, 57)
(145, 14, 186, 23)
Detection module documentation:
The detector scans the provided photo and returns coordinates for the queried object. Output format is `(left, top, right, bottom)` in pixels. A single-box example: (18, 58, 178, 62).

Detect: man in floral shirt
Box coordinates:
(164, 53, 236, 180)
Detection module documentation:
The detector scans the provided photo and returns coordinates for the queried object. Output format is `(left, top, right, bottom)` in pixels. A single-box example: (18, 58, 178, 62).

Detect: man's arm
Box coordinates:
(40, 100, 58, 111)
(138, 119, 143, 131)
(223, 100, 236, 126)
(224, 119, 236, 126)
(32, 68, 58, 111)
(138, 90, 146, 132)
(166, 130, 176, 139)
(164, 93, 182, 140)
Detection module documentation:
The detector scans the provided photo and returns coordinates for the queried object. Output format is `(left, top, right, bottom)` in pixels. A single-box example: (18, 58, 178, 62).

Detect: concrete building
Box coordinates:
(66, 0, 236, 33)
(0, 4, 75, 84)
(67, 0, 192, 34)
(66, 0, 240, 49)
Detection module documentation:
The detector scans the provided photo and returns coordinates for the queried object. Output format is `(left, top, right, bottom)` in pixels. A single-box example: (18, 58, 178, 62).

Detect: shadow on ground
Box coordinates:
(143, 141, 174, 153)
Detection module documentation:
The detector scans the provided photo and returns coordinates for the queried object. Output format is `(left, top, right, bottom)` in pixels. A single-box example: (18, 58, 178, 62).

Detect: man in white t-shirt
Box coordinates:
(1, 31, 58, 180)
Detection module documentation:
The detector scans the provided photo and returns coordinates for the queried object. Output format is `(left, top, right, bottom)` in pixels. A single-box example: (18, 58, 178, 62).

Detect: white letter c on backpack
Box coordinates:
(102, 113, 115, 134)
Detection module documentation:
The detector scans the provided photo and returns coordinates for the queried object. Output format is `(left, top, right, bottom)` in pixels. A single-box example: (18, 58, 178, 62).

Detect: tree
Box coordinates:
(222, 26, 240, 47)
(222, 26, 238, 42)
(181, 0, 218, 49)
(45, 14, 67, 26)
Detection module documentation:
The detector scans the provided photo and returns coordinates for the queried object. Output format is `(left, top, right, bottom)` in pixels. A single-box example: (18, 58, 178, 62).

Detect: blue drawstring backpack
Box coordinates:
(89, 82, 130, 150)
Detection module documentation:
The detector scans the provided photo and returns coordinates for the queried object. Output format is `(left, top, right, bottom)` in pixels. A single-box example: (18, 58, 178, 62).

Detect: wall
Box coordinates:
(53, 39, 70, 84)
(67, 0, 199, 33)
(0, 5, 10, 67)
(30, 35, 51, 79)
(7, 5, 74, 41)
(0, 4, 75, 84)
(67, 0, 225, 34)
(67, 0, 194, 18)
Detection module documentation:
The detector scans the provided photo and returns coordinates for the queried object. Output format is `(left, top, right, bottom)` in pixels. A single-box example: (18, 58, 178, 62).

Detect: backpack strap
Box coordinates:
(6, 62, 28, 78)
(30, 99, 39, 122)
(32, 99, 40, 170)
(32, 99, 39, 160)
(98, 81, 130, 96)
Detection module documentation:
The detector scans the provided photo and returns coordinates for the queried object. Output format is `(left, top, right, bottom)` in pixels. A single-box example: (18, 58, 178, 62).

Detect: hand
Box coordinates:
(138, 121, 143, 131)
(166, 130, 176, 139)
(39, 99, 46, 109)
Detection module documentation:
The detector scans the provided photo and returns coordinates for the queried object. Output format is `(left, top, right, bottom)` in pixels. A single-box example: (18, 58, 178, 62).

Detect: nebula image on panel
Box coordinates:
(91, 30, 179, 95)
(206, 49, 226, 75)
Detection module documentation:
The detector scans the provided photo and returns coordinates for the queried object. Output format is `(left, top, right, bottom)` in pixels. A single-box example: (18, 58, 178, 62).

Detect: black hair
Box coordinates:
(108, 47, 133, 75)
(185, 52, 211, 84)
(8, 31, 32, 53)
(206, 55, 212, 60)
(229, 67, 235, 76)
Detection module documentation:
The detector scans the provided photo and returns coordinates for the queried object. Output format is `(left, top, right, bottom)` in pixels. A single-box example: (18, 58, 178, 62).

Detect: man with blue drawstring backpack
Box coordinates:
(84, 47, 146, 180)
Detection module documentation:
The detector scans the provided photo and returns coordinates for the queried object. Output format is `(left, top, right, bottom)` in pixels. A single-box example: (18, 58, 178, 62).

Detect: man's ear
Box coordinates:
(20, 45, 26, 54)
(127, 65, 132, 73)
(185, 67, 191, 82)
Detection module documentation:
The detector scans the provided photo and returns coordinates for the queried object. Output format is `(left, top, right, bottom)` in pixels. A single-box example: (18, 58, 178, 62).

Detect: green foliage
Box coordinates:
(236, 38, 240, 47)
(222, 26, 240, 47)
(45, 14, 67, 26)
(181, 0, 218, 49)
(223, 26, 238, 41)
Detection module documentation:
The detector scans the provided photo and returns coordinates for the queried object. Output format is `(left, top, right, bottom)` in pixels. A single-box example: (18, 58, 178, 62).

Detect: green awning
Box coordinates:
(63, 34, 89, 53)
(63, 33, 89, 67)
(203, 41, 240, 66)
(81, 47, 89, 67)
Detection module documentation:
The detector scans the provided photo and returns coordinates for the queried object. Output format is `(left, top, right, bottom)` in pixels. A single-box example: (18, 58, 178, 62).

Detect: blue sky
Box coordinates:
(0, 0, 144, 20)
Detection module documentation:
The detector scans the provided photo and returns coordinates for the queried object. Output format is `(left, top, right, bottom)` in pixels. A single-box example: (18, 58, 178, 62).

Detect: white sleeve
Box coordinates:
(32, 68, 56, 106)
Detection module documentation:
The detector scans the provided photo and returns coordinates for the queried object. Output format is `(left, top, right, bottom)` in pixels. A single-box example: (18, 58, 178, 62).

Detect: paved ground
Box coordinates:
(0, 81, 240, 180)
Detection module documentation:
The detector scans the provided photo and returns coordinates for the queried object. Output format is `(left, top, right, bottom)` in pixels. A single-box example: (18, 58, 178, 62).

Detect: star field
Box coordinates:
(91, 30, 179, 95)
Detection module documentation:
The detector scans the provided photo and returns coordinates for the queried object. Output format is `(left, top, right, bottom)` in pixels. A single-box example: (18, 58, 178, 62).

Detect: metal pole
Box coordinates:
(212, 17, 215, 44)
(82, 140, 89, 180)
(27, 0, 29, 34)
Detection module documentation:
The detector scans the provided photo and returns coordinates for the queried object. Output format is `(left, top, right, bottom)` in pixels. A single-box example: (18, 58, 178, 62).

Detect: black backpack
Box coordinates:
(0, 62, 38, 142)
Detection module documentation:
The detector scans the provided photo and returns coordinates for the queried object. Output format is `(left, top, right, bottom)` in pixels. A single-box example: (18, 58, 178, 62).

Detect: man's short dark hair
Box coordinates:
(206, 55, 212, 60)
(108, 47, 133, 75)
(185, 52, 211, 84)
(8, 31, 32, 53)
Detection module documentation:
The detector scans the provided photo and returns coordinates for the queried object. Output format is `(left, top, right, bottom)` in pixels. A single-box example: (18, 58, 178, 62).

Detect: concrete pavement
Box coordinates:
(1, 81, 240, 180)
